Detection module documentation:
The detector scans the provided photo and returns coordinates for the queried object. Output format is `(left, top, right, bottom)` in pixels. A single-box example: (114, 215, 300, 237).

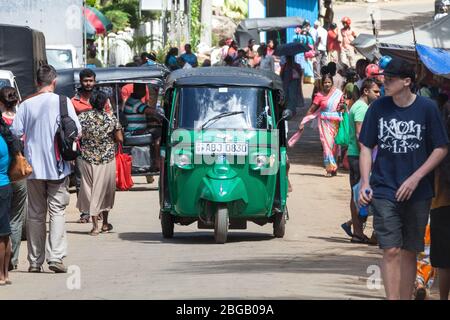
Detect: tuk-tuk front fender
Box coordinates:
(200, 177, 249, 204)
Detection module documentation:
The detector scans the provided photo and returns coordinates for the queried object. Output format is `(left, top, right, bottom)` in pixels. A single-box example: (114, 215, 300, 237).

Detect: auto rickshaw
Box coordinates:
(56, 65, 170, 178)
(159, 67, 292, 243)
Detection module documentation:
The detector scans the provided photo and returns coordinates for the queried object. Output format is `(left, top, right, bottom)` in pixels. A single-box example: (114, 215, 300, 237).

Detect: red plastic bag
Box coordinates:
(116, 144, 134, 191)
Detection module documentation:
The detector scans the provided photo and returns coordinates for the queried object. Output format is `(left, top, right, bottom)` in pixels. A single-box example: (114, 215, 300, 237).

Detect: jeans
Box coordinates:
(9, 180, 28, 267)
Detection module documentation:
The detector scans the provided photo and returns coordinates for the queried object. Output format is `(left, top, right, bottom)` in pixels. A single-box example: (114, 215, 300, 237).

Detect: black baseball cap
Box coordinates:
(375, 57, 416, 80)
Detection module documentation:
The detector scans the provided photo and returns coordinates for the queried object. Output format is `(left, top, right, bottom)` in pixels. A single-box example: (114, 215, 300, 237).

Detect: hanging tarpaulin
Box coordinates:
(416, 44, 450, 79)
(84, 6, 113, 35)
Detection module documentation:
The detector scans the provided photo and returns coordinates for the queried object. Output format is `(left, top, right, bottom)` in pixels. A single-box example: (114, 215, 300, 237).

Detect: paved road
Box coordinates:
(2, 85, 390, 300)
(334, 0, 435, 36)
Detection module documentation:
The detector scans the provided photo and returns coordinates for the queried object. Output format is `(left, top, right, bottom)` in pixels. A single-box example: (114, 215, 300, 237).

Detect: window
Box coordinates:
(175, 87, 270, 130)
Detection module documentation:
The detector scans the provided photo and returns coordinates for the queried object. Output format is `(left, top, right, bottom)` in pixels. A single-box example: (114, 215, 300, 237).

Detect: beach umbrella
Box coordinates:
(84, 18, 97, 39)
(84, 6, 113, 35)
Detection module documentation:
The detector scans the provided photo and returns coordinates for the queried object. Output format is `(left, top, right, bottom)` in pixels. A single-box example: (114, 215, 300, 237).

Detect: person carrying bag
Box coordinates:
(116, 143, 133, 191)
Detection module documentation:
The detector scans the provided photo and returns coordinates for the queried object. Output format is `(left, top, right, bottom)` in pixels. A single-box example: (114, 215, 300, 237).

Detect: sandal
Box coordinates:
(77, 215, 90, 224)
(89, 229, 100, 236)
(101, 223, 113, 233)
(350, 234, 370, 244)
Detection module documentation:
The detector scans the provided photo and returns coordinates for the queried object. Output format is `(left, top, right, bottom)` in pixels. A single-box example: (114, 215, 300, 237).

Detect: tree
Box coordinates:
(96, 0, 160, 31)
(190, 0, 202, 49)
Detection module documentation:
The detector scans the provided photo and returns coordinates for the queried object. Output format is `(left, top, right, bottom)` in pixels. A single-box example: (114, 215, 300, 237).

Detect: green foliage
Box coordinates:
(224, 0, 248, 21)
(104, 9, 130, 32)
(86, 0, 97, 6)
(99, 0, 160, 31)
(155, 45, 172, 64)
(125, 35, 163, 54)
(190, 0, 202, 49)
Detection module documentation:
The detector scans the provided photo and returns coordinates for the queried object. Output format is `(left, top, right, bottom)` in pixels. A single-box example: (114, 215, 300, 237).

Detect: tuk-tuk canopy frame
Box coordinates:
(55, 65, 170, 98)
(164, 67, 284, 92)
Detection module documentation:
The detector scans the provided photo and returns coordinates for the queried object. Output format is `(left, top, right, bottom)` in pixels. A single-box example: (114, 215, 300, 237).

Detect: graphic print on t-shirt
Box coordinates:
(378, 118, 424, 154)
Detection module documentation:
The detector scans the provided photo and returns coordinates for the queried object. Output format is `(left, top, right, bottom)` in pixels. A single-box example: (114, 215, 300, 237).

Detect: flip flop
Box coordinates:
(341, 222, 353, 238)
(101, 223, 113, 233)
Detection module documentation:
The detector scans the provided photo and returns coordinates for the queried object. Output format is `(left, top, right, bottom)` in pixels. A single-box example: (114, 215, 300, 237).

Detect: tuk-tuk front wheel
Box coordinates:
(161, 211, 174, 238)
(214, 207, 229, 244)
(273, 208, 287, 238)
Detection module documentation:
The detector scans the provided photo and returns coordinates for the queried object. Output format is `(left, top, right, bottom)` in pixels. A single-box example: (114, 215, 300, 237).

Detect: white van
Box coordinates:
(46, 45, 81, 70)
(0, 70, 22, 100)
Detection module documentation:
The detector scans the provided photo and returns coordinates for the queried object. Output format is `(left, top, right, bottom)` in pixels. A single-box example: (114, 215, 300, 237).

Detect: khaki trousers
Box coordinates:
(27, 177, 70, 267)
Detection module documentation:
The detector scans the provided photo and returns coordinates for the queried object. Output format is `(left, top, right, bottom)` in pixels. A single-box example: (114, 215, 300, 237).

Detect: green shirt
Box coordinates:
(348, 99, 369, 157)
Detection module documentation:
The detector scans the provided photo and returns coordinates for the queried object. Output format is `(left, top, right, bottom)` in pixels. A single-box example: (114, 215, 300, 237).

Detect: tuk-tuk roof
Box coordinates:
(55, 65, 170, 97)
(58, 65, 169, 83)
(165, 67, 283, 91)
(236, 17, 305, 33)
(235, 17, 305, 46)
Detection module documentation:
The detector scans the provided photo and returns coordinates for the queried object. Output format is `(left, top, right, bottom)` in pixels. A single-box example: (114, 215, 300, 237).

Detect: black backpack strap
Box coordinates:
(59, 95, 68, 117)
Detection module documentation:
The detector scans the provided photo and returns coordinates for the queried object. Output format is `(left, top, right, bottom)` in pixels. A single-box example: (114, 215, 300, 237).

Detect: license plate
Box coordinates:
(195, 142, 248, 155)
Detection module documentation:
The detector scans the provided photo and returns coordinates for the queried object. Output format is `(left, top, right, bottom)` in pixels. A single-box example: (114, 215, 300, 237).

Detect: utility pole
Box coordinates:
(170, 0, 176, 46)
(200, 0, 212, 48)
(83, 0, 87, 67)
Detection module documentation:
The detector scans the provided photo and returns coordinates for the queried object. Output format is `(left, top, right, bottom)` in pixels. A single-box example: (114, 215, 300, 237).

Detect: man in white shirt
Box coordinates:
(11, 65, 81, 273)
(313, 20, 329, 78)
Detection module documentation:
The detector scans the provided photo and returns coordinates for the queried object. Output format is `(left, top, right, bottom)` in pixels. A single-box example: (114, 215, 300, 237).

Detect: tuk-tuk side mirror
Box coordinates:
(280, 109, 293, 122)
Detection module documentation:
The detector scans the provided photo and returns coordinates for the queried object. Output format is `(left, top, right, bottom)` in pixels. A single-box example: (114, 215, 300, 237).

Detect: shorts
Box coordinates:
(430, 206, 450, 268)
(370, 198, 431, 252)
(0, 184, 12, 237)
(348, 156, 360, 187)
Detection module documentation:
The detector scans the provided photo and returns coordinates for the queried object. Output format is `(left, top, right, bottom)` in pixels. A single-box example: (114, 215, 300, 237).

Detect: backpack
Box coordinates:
(55, 95, 79, 161)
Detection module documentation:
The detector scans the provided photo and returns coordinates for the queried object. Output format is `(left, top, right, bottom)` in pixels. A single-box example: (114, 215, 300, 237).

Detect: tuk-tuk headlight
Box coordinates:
(251, 155, 270, 170)
(173, 153, 193, 169)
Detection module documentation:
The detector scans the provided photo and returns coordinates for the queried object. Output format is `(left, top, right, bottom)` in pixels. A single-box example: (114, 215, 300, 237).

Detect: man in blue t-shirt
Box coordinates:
(180, 44, 198, 68)
(359, 57, 449, 300)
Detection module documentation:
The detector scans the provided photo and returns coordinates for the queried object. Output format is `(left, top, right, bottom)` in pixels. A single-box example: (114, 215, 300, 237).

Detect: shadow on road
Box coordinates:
(161, 251, 381, 278)
(118, 231, 275, 245)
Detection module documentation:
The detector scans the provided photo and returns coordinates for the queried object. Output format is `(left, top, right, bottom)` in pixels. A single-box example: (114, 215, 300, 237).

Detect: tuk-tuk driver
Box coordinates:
(123, 83, 161, 134)
(124, 83, 162, 180)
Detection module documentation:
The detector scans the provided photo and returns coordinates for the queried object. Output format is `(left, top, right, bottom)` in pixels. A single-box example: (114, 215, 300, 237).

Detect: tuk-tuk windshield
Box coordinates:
(176, 87, 271, 130)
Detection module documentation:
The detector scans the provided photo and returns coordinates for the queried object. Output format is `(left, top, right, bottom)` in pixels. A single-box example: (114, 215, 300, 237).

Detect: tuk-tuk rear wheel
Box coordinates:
(161, 211, 174, 238)
(273, 208, 286, 238)
(214, 207, 229, 244)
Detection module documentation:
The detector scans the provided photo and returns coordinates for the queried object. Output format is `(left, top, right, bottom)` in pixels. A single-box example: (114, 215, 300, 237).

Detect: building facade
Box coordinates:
(248, 0, 319, 43)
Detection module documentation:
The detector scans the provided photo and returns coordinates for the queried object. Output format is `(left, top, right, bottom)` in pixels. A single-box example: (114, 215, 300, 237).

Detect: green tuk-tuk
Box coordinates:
(159, 67, 292, 243)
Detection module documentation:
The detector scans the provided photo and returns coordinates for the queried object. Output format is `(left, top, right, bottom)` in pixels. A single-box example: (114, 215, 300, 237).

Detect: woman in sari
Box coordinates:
(299, 73, 344, 176)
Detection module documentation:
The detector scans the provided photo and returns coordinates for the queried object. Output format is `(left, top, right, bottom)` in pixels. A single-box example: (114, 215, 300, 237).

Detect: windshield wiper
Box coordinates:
(200, 111, 244, 129)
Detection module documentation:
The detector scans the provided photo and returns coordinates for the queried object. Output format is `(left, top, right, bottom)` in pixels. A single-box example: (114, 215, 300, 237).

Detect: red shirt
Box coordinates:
(2, 115, 14, 126)
(71, 94, 111, 115)
(327, 29, 340, 52)
(121, 84, 149, 103)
